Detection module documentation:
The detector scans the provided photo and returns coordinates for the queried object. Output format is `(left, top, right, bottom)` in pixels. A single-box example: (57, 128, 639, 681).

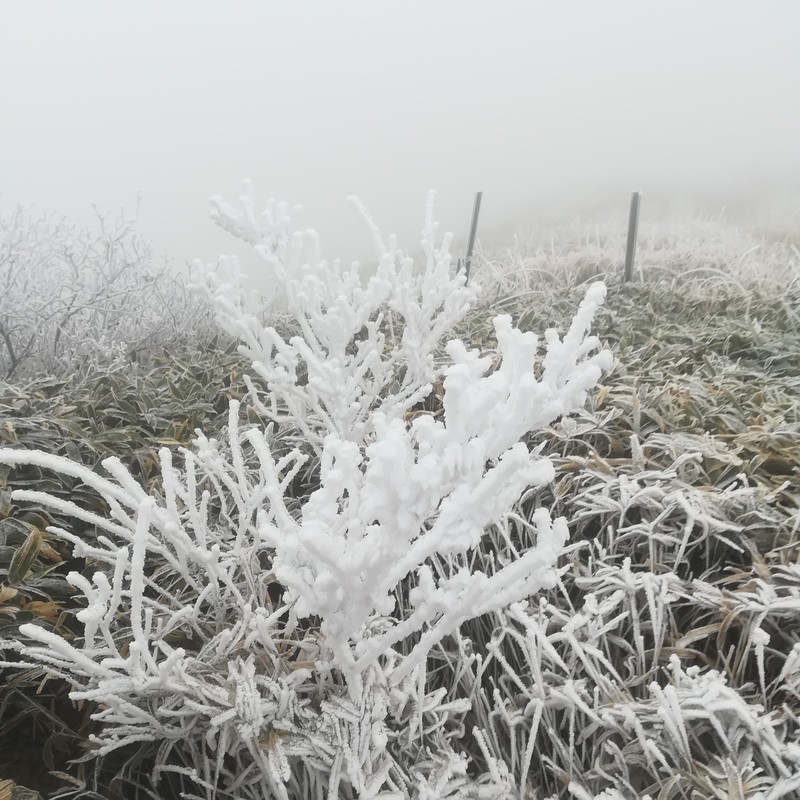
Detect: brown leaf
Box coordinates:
(0, 585, 18, 603)
(38, 543, 63, 563)
(25, 600, 62, 623)
(8, 527, 43, 584)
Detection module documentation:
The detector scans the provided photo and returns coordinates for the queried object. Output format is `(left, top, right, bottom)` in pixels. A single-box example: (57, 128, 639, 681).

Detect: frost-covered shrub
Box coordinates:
(0, 203, 213, 381)
(190, 184, 481, 452)
(0, 188, 611, 799)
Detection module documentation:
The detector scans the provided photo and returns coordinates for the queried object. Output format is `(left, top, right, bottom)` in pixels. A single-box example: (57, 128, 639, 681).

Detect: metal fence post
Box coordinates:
(464, 191, 483, 284)
(624, 191, 641, 282)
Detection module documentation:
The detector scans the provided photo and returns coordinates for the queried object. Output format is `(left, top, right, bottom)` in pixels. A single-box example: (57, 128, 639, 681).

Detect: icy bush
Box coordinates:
(0, 203, 213, 381)
(0, 189, 611, 799)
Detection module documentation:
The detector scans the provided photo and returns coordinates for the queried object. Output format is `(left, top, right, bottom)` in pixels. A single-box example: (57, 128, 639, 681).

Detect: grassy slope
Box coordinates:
(444, 222, 800, 797)
(0, 217, 799, 798)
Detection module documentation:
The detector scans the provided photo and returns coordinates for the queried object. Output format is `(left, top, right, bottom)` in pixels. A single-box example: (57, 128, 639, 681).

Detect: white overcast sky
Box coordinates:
(1, 1, 799, 278)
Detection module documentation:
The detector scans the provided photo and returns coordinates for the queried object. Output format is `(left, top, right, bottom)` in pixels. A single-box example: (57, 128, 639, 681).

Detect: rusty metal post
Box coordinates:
(464, 191, 483, 284)
(624, 191, 641, 282)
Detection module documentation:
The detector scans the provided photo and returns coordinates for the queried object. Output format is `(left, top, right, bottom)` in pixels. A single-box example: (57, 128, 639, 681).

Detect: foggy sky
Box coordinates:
(2, 2, 799, 285)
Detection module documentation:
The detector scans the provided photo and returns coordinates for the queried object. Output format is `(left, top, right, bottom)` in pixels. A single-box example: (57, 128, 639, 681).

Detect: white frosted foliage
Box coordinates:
(0, 189, 613, 799)
(191, 182, 480, 452)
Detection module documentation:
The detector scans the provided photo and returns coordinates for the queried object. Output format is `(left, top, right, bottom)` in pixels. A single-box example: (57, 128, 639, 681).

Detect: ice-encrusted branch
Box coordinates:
(190, 183, 479, 452)
(256, 286, 611, 683)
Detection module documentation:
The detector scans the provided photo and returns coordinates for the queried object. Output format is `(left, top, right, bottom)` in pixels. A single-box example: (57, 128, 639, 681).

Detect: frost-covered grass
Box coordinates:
(0, 194, 799, 800)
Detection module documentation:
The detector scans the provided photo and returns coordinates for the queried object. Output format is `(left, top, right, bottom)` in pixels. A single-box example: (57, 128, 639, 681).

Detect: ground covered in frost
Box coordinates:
(1, 211, 799, 799)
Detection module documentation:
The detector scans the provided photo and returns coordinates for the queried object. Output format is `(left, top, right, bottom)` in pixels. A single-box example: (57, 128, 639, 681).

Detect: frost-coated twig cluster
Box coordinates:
(190, 183, 480, 452)
(0, 204, 212, 380)
(0, 188, 613, 799)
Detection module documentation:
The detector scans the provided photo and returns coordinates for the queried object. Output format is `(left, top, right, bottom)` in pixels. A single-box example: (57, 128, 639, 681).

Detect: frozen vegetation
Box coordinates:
(0, 204, 214, 381)
(0, 188, 799, 799)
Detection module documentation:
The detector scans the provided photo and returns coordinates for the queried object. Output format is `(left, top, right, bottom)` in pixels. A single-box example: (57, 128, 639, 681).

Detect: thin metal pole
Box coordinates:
(464, 191, 483, 284)
(624, 191, 641, 282)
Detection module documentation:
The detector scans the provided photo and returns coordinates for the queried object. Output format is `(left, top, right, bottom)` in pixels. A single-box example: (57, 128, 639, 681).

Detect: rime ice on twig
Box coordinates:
(192, 184, 478, 453)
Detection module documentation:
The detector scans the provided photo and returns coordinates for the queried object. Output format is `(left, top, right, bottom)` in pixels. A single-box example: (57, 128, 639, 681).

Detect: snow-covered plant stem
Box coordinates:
(0, 189, 612, 797)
